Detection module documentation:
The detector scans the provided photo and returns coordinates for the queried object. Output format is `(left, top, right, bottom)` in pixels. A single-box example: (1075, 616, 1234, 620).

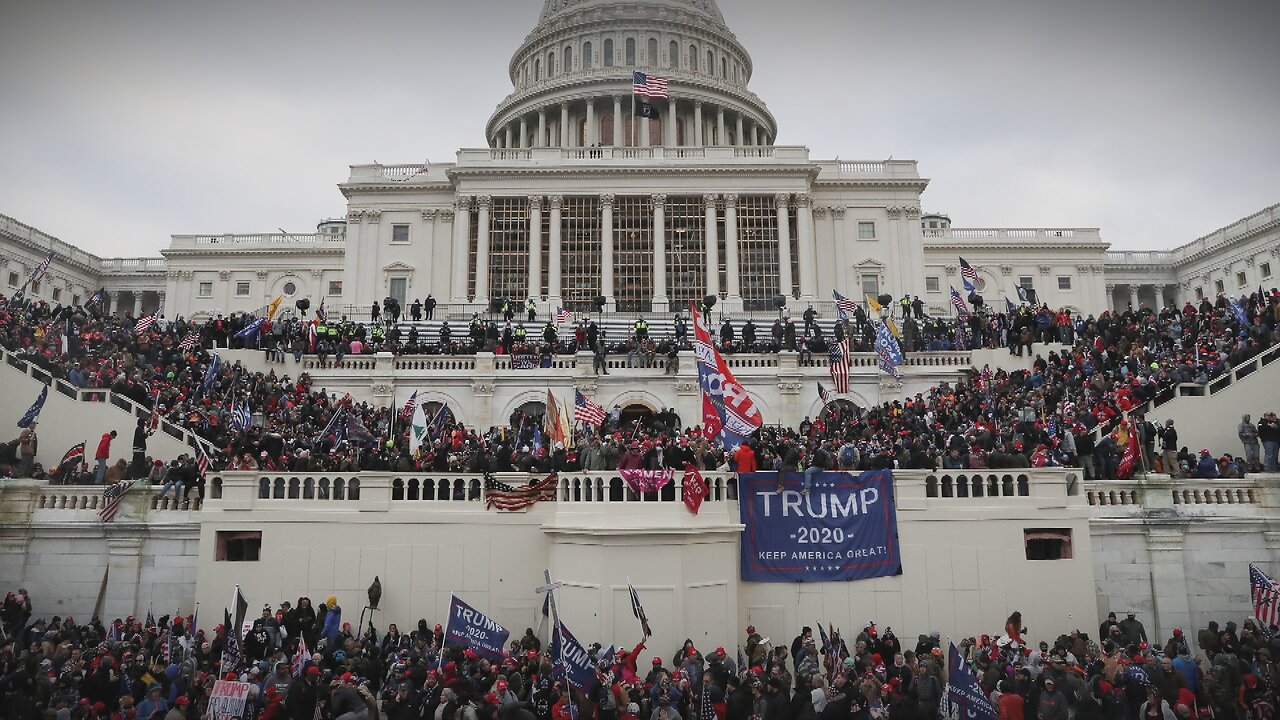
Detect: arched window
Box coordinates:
(706, 49, 713, 73)
(583, 41, 593, 69)
(534, 57, 541, 80)
(668, 40, 678, 68)
(603, 38, 614, 67)
(625, 37, 636, 66)
(688, 44, 697, 71)
(548, 51, 555, 77)
(647, 38, 658, 66)
(564, 45, 573, 71)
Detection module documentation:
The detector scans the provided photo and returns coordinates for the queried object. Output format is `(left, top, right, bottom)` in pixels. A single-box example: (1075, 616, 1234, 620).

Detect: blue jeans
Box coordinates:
(1265, 441, 1279, 472)
(803, 466, 822, 492)
(95, 458, 107, 484)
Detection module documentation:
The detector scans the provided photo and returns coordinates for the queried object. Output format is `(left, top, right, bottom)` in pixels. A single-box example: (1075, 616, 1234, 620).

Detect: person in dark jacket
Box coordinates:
(1036, 678, 1068, 720)
(288, 667, 324, 720)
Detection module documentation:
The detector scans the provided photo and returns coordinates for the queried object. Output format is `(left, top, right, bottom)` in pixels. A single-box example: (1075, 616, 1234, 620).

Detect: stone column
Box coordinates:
(795, 193, 817, 300)
(560, 103, 570, 148)
(1129, 284, 1140, 310)
(505, 125, 513, 149)
(528, 195, 543, 299)
(519, 117, 528, 149)
(694, 102, 704, 146)
(751, 122, 759, 146)
(586, 100, 596, 146)
(641, 114, 650, 147)
(735, 115, 744, 147)
(724, 194, 740, 300)
(704, 194, 720, 297)
(666, 99, 677, 146)
(453, 198, 473, 302)
(653, 194, 667, 310)
(776, 193, 794, 298)
(612, 96, 623, 146)
(133, 294, 143, 317)
(548, 196, 564, 306)
(156, 291, 166, 317)
(474, 196, 492, 301)
(1106, 284, 1117, 312)
(1144, 526, 1192, 640)
(601, 194, 615, 301)
(538, 109, 547, 148)
(716, 107, 726, 146)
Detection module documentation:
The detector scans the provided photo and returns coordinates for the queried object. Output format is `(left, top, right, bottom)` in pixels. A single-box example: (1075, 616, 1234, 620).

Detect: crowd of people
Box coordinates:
(1, 288, 1278, 490)
(3, 588, 1279, 720)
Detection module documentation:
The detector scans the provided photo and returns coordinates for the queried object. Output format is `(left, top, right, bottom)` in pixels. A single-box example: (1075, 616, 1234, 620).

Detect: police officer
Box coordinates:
(634, 317, 649, 340)
(526, 298, 537, 323)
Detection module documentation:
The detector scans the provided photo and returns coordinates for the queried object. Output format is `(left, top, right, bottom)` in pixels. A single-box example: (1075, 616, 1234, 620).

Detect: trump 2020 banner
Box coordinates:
(739, 470, 902, 582)
(443, 595, 510, 661)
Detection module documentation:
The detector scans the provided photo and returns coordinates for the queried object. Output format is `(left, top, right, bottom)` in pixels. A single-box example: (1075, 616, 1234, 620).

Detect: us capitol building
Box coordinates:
(3, 0, 1276, 323)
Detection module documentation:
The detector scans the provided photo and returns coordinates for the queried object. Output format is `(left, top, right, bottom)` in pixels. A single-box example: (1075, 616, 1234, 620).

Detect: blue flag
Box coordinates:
(874, 321, 903, 382)
(549, 621, 596, 690)
(443, 595, 510, 661)
(1230, 299, 1250, 335)
(817, 622, 833, 656)
(201, 353, 222, 396)
(947, 642, 997, 720)
(428, 404, 450, 441)
(17, 386, 47, 428)
(342, 413, 377, 448)
(599, 645, 616, 669)
(235, 317, 266, 339)
(1005, 296, 1017, 315)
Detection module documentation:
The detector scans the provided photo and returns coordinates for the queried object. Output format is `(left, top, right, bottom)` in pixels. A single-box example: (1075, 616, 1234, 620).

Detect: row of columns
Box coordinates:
(1110, 283, 1180, 311)
(494, 96, 770, 149)
(452, 193, 817, 307)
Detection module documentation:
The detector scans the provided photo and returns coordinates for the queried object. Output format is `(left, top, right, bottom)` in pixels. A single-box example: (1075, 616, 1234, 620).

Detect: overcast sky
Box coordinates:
(2, 0, 1277, 258)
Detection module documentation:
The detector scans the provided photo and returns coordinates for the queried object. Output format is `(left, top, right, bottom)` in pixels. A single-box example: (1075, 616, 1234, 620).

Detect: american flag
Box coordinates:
(699, 673, 716, 720)
(29, 251, 54, 285)
(87, 287, 106, 308)
(555, 307, 573, 325)
(99, 480, 137, 523)
(950, 287, 971, 320)
(817, 381, 833, 407)
(959, 257, 979, 293)
(574, 389, 607, 426)
(632, 72, 669, 99)
(177, 329, 201, 351)
(833, 290, 858, 324)
(827, 338, 850, 394)
(1251, 564, 1280, 628)
(134, 313, 156, 334)
(484, 473, 559, 512)
(292, 632, 310, 678)
(401, 391, 419, 419)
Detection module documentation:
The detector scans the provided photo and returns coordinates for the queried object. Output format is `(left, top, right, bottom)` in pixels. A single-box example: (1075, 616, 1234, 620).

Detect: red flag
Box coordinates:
(701, 392, 722, 441)
(1116, 420, 1139, 480)
(682, 464, 707, 515)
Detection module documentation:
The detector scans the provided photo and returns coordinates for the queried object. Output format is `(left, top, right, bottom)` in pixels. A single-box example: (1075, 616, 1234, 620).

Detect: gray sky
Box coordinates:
(2, 0, 1278, 258)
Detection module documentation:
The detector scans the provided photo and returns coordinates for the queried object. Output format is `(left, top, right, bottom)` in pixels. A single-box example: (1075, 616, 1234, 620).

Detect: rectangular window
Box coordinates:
(860, 274, 879, 297)
(857, 221, 876, 239)
(31, 280, 40, 294)
(391, 224, 410, 243)
(1058, 276, 1072, 291)
(72, 295, 81, 306)
(1019, 276, 1034, 289)
(6, 272, 16, 287)
(198, 282, 213, 298)
(52, 288, 62, 302)
(328, 280, 343, 296)
(1262, 262, 1273, 280)
(216, 530, 262, 562)
(1214, 279, 1224, 294)
(1237, 271, 1248, 288)
(925, 276, 940, 292)
(235, 281, 251, 296)
(1195, 287, 1204, 301)
(1024, 528, 1073, 560)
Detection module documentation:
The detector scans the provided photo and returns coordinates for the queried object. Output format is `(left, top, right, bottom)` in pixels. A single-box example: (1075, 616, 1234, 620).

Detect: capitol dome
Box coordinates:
(486, 0, 777, 149)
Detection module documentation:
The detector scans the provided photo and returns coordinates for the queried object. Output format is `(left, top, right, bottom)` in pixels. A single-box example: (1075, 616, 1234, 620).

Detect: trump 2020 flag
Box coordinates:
(947, 642, 997, 720)
(17, 386, 47, 428)
(443, 595, 510, 661)
(549, 621, 596, 690)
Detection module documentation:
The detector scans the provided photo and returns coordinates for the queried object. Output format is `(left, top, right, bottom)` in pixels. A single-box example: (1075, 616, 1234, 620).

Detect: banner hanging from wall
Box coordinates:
(738, 470, 902, 582)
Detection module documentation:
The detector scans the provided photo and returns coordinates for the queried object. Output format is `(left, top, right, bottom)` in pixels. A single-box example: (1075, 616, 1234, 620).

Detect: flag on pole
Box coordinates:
(292, 633, 310, 677)
(874, 320, 904, 382)
(1251, 564, 1280, 628)
(190, 437, 210, 480)
(232, 399, 252, 430)
(1230, 299, 1251, 335)
(201, 353, 222, 396)
(409, 402, 429, 455)
(959, 257, 979, 293)
(628, 581, 652, 637)
(99, 480, 137, 523)
(220, 608, 242, 672)
(145, 609, 156, 629)
(134, 313, 156, 334)
(1116, 420, 1140, 480)
(1005, 296, 1018, 315)
(573, 389, 607, 427)
(53, 442, 86, 483)
(87, 287, 106, 308)
(691, 303, 763, 447)
(16, 386, 47, 428)
(865, 294, 883, 317)
(555, 307, 573, 325)
(235, 317, 266, 339)
(28, 251, 54, 285)
(827, 338, 850, 394)
(177, 329, 201, 351)
(817, 622, 833, 657)
(817, 381, 833, 407)
(950, 287, 971, 320)
(832, 290, 858, 324)
(681, 464, 707, 515)
(428, 403, 450, 442)
(400, 391, 419, 419)
(947, 642, 998, 720)
(341, 413, 377, 448)
(632, 72, 669, 99)
(267, 296, 284, 321)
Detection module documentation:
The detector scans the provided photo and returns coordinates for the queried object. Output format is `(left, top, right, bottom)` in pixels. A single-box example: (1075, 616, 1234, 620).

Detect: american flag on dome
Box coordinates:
(134, 313, 156, 334)
(950, 287, 971, 320)
(959, 257, 979, 293)
(832, 290, 858, 324)
(573, 389, 607, 427)
(555, 307, 573, 325)
(484, 473, 559, 512)
(1251, 564, 1280, 628)
(632, 72, 669, 99)
(827, 338, 850, 394)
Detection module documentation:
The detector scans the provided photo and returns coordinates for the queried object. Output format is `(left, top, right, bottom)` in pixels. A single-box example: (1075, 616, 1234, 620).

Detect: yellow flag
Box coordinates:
(267, 296, 284, 320)
(865, 294, 882, 315)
